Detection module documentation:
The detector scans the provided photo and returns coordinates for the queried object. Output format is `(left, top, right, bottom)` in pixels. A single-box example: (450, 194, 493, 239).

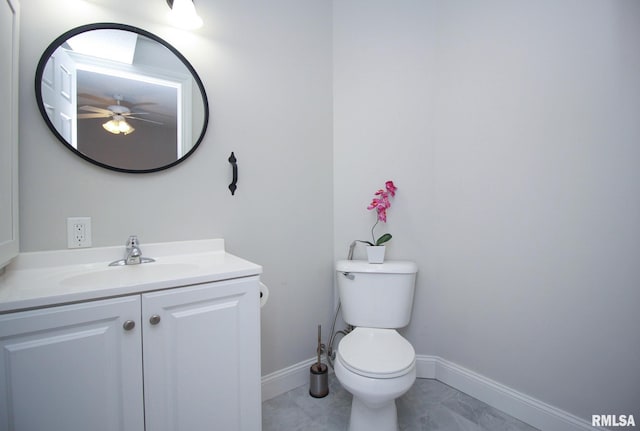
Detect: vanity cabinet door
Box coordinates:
(0, 296, 145, 431)
(141, 277, 262, 431)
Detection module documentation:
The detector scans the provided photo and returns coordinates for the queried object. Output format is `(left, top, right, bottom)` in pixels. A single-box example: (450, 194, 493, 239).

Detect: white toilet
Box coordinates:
(334, 260, 418, 431)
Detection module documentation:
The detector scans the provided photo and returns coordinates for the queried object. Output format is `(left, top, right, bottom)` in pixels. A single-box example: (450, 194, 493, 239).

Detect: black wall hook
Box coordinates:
(228, 152, 238, 195)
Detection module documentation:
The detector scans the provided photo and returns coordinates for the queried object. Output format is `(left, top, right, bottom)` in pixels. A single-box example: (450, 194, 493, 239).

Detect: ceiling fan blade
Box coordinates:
(79, 105, 113, 115)
(78, 113, 111, 119)
(128, 116, 164, 125)
(131, 110, 174, 119)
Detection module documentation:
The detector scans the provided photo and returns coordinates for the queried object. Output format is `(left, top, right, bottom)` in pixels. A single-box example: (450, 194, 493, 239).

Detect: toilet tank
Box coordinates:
(336, 260, 418, 328)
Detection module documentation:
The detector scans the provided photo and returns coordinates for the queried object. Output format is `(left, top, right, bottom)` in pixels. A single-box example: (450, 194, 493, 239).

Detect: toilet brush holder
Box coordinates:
(309, 324, 329, 398)
(309, 363, 328, 398)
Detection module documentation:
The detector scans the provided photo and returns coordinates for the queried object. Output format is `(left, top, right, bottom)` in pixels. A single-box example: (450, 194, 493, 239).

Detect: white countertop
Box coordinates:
(0, 239, 262, 313)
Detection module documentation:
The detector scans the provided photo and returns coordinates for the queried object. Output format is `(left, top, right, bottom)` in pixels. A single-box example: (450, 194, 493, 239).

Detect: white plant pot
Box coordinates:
(366, 246, 386, 264)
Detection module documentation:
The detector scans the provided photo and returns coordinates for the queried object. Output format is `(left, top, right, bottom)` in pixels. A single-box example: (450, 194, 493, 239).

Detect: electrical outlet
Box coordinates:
(67, 217, 92, 248)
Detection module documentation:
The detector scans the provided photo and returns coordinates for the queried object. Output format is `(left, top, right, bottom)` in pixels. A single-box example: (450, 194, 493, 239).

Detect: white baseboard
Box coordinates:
(262, 355, 601, 431)
(414, 355, 601, 431)
(261, 357, 318, 401)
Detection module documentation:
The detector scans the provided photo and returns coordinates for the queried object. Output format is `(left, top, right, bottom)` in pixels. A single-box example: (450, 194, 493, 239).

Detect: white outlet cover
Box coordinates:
(67, 217, 92, 248)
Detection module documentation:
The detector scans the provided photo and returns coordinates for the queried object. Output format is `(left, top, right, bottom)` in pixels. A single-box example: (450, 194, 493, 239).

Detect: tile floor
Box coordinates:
(262, 376, 540, 431)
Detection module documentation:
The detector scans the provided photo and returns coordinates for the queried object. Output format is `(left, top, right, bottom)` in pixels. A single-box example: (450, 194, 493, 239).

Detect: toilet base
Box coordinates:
(349, 396, 398, 431)
(335, 357, 415, 431)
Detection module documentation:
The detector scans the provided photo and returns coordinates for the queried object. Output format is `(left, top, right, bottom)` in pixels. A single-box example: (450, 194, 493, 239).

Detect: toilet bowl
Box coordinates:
(335, 327, 416, 431)
(334, 260, 418, 431)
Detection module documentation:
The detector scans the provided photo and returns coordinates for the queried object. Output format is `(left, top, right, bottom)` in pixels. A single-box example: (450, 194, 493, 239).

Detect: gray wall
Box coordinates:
(19, 0, 334, 376)
(334, 0, 640, 423)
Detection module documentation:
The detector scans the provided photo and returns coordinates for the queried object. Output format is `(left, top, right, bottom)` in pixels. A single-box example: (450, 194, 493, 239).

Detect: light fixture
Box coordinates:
(102, 116, 135, 135)
(166, 0, 203, 30)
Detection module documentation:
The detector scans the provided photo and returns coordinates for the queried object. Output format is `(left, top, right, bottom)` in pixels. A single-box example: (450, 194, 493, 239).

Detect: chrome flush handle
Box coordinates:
(342, 272, 355, 280)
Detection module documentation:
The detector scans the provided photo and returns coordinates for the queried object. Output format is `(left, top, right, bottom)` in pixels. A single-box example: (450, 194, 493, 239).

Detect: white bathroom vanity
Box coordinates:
(0, 239, 262, 431)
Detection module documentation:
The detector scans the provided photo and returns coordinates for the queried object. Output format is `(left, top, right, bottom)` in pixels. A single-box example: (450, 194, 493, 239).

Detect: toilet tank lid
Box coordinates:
(336, 260, 417, 274)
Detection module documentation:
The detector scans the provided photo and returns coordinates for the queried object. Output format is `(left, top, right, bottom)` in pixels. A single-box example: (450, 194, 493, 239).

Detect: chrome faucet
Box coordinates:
(109, 235, 156, 266)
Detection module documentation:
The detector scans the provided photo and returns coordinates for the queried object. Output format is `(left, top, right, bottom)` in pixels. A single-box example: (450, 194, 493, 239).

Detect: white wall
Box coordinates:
(19, 0, 334, 376)
(334, 0, 640, 423)
(19, 0, 640, 422)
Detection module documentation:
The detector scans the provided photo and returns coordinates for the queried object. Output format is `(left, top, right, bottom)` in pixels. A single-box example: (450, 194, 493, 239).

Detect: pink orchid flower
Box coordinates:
(378, 208, 388, 223)
(364, 180, 397, 246)
(385, 181, 397, 196)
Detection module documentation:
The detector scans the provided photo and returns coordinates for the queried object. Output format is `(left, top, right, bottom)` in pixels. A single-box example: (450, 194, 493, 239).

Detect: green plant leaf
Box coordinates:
(375, 233, 392, 246)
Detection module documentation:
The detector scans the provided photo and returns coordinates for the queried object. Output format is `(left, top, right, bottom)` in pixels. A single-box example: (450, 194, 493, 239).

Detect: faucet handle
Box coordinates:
(126, 235, 139, 248)
(109, 235, 153, 266)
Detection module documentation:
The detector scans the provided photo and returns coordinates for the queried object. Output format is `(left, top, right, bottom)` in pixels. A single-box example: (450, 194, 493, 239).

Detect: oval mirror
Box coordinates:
(35, 23, 209, 173)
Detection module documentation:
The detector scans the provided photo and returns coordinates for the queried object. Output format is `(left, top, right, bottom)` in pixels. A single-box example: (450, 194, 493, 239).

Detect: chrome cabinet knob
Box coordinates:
(149, 314, 161, 325)
(123, 320, 136, 331)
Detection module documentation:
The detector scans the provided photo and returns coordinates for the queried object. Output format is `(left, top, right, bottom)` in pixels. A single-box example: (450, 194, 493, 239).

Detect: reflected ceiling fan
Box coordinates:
(78, 95, 163, 135)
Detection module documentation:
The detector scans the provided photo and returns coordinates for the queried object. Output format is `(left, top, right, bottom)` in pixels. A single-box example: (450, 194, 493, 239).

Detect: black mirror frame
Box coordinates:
(35, 22, 210, 174)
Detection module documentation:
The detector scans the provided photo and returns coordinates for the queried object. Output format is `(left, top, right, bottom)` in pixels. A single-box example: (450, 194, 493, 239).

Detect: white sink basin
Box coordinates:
(61, 263, 200, 289)
(0, 239, 263, 313)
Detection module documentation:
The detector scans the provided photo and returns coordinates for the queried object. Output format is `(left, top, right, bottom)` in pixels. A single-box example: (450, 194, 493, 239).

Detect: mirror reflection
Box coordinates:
(35, 23, 209, 173)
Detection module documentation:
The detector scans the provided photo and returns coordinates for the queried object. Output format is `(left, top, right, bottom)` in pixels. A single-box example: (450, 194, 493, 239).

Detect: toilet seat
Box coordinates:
(337, 327, 415, 379)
